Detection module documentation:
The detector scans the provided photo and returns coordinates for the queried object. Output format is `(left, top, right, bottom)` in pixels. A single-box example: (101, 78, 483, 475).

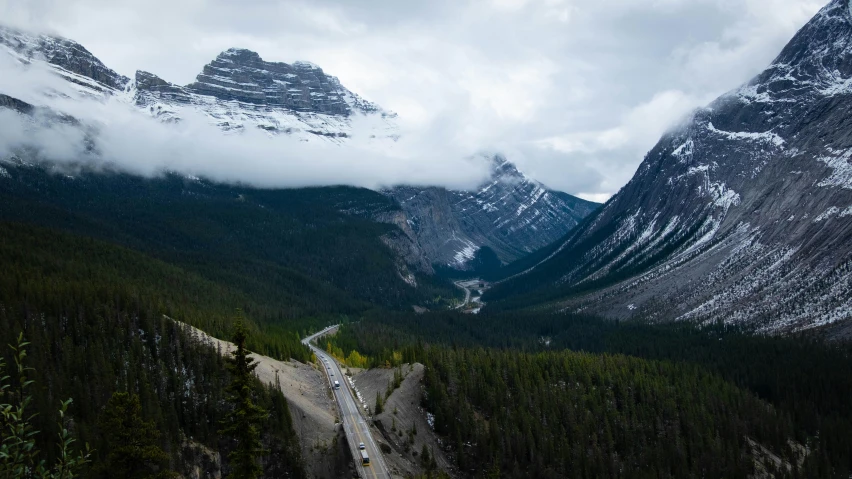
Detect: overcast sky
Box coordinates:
(1, 0, 825, 201)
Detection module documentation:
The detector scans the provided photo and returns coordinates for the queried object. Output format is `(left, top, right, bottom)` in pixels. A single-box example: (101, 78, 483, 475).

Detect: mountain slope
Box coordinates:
(0, 157, 457, 313)
(0, 25, 129, 93)
(387, 156, 599, 267)
(0, 24, 596, 271)
(488, 0, 852, 336)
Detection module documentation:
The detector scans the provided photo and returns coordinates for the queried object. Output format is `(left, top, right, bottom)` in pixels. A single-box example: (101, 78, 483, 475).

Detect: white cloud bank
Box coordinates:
(0, 0, 826, 199)
(0, 54, 491, 190)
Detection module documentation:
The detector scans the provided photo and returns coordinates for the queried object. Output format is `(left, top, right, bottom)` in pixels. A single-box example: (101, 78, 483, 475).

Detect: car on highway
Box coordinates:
(359, 442, 365, 450)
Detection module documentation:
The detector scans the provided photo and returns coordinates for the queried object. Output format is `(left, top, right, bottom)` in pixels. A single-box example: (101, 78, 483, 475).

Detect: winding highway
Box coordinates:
(454, 278, 488, 312)
(302, 327, 392, 479)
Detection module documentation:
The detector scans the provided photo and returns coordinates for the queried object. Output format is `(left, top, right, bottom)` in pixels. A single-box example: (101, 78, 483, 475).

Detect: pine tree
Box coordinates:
(420, 444, 431, 468)
(220, 313, 268, 479)
(96, 392, 176, 479)
(375, 391, 383, 415)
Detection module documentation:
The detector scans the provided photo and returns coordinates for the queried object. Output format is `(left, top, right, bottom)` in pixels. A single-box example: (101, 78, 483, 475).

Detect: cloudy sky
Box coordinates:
(1, 0, 826, 200)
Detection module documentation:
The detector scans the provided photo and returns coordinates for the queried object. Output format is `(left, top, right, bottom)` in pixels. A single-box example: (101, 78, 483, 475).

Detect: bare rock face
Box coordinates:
(0, 93, 33, 114)
(0, 25, 129, 92)
(186, 48, 377, 116)
(493, 0, 852, 336)
(135, 70, 192, 104)
(132, 49, 398, 140)
(387, 156, 599, 268)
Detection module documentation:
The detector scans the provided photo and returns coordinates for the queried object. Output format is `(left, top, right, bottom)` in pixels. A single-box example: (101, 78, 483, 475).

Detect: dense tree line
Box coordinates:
(0, 165, 459, 316)
(0, 221, 313, 361)
(0, 222, 306, 476)
(423, 347, 797, 478)
(328, 311, 852, 477)
(0, 305, 305, 478)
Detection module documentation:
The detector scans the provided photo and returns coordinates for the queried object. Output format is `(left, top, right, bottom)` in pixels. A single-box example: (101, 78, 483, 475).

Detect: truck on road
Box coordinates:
(333, 380, 340, 389)
(360, 449, 370, 465)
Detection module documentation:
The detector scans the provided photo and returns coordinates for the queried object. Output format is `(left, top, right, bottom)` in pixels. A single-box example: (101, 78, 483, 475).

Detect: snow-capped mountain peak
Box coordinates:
(491, 0, 852, 337)
(387, 154, 600, 268)
(0, 25, 129, 96)
(133, 47, 398, 141)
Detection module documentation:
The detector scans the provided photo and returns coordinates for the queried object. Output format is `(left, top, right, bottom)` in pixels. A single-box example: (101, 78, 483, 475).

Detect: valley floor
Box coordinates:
(453, 279, 489, 313)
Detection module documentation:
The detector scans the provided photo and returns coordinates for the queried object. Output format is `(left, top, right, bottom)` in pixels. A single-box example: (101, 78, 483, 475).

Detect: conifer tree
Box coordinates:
(420, 444, 431, 469)
(374, 391, 383, 415)
(220, 313, 267, 479)
(96, 392, 176, 479)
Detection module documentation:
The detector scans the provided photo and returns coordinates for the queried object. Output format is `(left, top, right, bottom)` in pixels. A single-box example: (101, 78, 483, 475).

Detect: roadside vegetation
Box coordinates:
(327, 312, 852, 478)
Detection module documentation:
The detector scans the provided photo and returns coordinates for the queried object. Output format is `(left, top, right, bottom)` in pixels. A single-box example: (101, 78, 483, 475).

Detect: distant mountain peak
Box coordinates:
(490, 0, 852, 336)
(292, 60, 322, 70)
(741, 0, 852, 102)
(0, 24, 129, 92)
(387, 155, 600, 268)
(219, 47, 261, 59)
(185, 47, 378, 117)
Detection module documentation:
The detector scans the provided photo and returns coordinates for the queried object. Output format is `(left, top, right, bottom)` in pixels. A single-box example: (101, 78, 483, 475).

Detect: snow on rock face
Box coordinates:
(0, 25, 590, 276)
(817, 148, 852, 189)
(0, 25, 129, 94)
(498, 0, 852, 336)
(134, 50, 399, 142)
(185, 48, 375, 116)
(386, 155, 600, 268)
(0, 24, 398, 144)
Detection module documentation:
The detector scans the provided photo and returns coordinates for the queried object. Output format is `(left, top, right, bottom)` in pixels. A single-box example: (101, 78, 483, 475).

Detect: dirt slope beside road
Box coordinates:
(180, 323, 349, 478)
(353, 363, 455, 477)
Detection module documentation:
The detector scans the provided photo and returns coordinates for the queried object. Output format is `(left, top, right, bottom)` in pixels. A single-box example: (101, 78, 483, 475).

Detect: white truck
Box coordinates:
(360, 449, 370, 465)
(333, 380, 340, 389)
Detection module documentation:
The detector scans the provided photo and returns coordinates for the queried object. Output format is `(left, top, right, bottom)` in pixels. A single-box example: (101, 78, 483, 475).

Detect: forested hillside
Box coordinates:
(0, 248, 306, 477)
(0, 161, 459, 319)
(325, 312, 852, 477)
(0, 160, 456, 477)
(422, 348, 794, 478)
(0, 221, 311, 359)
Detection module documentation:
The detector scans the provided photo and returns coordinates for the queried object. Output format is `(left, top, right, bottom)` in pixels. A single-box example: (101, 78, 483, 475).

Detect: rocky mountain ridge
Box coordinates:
(132, 48, 398, 141)
(0, 24, 597, 272)
(0, 25, 129, 94)
(388, 156, 599, 267)
(490, 0, 852, 336)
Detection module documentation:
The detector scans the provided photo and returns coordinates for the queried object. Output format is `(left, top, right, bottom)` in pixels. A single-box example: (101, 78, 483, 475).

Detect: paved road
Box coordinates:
(454, 279, 488, 311)
(303, 327, 392, 479)
(453, 280, 473, 309)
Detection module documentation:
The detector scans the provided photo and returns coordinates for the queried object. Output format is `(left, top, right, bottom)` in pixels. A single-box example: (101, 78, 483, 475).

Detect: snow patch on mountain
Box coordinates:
(817, 148, 852, 189)
(671, 138, 694, 163)
(706, 122, 785, 148)
(452, 237, 479, 266)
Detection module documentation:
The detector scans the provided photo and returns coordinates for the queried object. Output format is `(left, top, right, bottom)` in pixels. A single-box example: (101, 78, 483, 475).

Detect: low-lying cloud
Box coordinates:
(0, 53, 492, 191)
(0, 0, 826, 200)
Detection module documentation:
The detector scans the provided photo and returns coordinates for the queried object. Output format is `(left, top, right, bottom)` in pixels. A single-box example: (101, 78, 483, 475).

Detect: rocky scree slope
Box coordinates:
(490, 0, 852, 336)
